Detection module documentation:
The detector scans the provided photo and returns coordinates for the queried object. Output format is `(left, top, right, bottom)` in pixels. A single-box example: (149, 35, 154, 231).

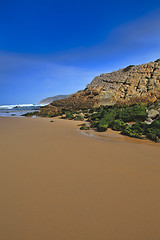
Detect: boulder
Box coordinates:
(145, 118, 153, 124)
(147, 109, 159, 119)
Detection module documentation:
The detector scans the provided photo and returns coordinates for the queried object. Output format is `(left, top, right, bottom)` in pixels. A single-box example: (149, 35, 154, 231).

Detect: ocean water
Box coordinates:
(0, 104, 45, 117)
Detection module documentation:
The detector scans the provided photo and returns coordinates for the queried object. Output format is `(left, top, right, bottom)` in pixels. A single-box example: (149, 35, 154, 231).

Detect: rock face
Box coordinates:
(39, 95, 69, 104)
(39, 59, 160, 114)
(51, 89, 100, 109)
(147, 109, 159, 119)
(87, 60, 160, 105)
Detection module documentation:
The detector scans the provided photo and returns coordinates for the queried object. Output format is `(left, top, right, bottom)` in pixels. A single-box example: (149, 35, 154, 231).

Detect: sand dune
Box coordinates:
(0, 117, 160, 240)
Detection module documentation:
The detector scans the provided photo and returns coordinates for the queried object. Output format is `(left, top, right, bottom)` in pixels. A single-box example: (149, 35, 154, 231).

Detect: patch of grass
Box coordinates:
(79, 124, 90, 130)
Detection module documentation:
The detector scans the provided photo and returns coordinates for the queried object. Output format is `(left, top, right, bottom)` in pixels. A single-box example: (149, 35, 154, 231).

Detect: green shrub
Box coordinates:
(146, 128, 160, 139)
(121, 126, 144, 139)
(74, 115, 84, 121)
(90, 112, 101, 121)
(122, 121, 160, 142)
(118, 105, 147, 122)
(131, 122, 147, 134)
(65, 111, 74, 120)
(102, 111, 117, 124)
(97, 108, 120, 127)
(150, 120, 160, 129)
(146, 133, 159, 143)
(111, 119, 127, 131)
(80, 124, 90, 130)
(97, 118, 108, 132)
(90, 121, 99, 128)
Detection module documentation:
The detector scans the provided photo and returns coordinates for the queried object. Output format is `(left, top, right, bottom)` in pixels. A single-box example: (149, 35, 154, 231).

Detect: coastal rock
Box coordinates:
(145, 118, 153, 124)
(147, 109, 159, 119)
(86, 60, 160, 106)
(39, 59, 160, 114)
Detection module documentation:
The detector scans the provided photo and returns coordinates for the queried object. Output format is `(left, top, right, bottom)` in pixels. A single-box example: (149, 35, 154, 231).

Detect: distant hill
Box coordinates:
(39, 95, 69, 104)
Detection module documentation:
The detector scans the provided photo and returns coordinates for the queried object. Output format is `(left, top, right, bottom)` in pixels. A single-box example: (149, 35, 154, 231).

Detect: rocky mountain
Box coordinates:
(39, 59, 160, 115)
(39, 95, 69, 104)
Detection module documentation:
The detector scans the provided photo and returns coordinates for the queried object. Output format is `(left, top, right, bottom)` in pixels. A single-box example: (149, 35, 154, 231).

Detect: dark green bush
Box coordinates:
(80, 124, 90, 130)
(146, 133, 159, 143)
(121, 121, 160, 142)
(121, 126, 144, 139)
(111, 119, 127, 131)
(118, 105, 147, 122)
(102, 110, 117, 124)
(150, 120, 160, 129)
(74, 115, 84, 121)
(97, 118, 108, 132)
(90, 112, 102, 121)
(65, 111, 74, 120)
(131, 122, 147, 134)
(90, 121, 99, 128)
(146, 128, 160, 139)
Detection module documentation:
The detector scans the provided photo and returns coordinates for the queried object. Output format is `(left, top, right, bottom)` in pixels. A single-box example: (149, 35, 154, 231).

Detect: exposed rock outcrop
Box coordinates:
(147, 109, 159, 119)
(87, 60, 160, 105)
(39, 59, 160, 115)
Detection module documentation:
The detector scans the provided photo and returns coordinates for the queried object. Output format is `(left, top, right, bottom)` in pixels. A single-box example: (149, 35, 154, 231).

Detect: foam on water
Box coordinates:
(0, 104, 45, 110)
(0, 104, 45, 117)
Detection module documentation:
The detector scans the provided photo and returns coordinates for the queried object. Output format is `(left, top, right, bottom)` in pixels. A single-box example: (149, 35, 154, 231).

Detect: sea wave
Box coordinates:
(0, 104, 44, 110)
(0, 103, 46, 117)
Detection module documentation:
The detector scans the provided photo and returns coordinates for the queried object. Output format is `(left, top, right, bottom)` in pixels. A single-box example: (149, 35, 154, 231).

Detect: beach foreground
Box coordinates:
(0, 117, 160, 240)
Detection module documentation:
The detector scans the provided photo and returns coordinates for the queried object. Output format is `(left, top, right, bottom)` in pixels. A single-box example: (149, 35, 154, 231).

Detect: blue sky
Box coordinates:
(0, 0, 160, 104)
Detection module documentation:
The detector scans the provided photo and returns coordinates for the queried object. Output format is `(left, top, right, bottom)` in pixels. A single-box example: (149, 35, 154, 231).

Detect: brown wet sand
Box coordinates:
(0, 116, 160, 240)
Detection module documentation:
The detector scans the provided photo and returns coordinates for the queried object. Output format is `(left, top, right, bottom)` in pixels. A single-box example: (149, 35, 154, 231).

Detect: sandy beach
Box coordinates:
(0, 116, 160, 240)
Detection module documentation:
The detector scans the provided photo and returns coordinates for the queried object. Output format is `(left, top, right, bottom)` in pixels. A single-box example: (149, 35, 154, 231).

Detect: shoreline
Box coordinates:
(1, 115, 160, 146)
(80, 127, 160, 146)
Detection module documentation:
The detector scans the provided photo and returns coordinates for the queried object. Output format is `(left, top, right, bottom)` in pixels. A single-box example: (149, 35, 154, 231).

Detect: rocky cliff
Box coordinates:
(86, 59, 160, 105)
(39, 59, 160, 115)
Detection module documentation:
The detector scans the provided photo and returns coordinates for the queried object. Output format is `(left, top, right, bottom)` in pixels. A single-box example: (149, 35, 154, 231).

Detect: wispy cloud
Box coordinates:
(49, 9, 160, 68)
(0, 52, 101, 104)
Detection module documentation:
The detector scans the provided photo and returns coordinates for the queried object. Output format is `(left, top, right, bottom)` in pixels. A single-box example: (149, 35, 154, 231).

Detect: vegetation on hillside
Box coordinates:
(22, 103, 160, 143)
(62, 103, 160, 143)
